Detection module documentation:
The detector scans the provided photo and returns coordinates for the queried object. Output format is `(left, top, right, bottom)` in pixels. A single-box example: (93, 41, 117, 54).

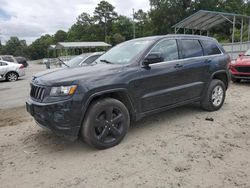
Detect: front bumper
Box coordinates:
(26, 97, 83, 141)
(230, 71, 250, 80)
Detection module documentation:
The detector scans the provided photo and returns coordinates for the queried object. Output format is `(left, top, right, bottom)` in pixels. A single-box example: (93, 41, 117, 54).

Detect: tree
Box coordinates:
(1, 37, 28, 57)
(94, 1, 118, 40)
(134, 9, 153, 37)
(77, 12, 94, 25)
(54, 30, 67, 42)
(28, 34, 54, 59)
(112, 16, 133, 40)
(112, 33, 125, 45)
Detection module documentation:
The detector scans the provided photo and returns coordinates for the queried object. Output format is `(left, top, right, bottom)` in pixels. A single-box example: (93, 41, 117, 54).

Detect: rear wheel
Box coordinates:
(6, 72, 18, 82)
(82, 98, 130, 149)
(232, 77, 241, 83)
(201, 79, 226, 111)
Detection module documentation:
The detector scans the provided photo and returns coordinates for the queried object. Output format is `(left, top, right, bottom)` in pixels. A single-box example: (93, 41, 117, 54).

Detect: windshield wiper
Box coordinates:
(100, 59, 113, 64)
(57, 58, 70, 68)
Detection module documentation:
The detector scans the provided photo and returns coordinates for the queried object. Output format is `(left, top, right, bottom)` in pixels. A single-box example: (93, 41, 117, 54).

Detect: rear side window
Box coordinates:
(178, 39, 203, 59)
(200, 40, 222, 56)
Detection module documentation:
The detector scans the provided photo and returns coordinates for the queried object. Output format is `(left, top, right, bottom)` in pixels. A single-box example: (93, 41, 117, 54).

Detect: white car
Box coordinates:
(0, 60, 25, 81)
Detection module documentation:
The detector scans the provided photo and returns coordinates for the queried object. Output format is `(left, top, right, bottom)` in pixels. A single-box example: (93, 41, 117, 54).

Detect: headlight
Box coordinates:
(50, 85, 77, 96)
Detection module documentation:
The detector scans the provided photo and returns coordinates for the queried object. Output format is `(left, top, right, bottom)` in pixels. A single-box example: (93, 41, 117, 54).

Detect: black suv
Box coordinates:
(26, 35, 230, 149)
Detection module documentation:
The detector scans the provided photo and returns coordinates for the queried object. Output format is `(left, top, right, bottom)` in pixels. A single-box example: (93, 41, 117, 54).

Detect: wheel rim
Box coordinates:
(8, 73, 17, 81)
(94, 106, 125, 144)
(212, 85, 224, 107)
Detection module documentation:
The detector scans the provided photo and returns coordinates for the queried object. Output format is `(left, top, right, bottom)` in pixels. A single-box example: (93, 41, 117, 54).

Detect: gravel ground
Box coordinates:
(0, 64, 250, 187)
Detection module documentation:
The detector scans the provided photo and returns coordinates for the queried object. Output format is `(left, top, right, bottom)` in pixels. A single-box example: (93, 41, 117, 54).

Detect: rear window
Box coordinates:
(178, 39, 203, 59)
(2, 56, 14, 62)
(200, 40, 222, 56)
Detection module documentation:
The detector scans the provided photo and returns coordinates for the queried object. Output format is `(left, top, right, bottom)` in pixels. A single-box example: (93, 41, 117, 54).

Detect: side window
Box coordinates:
(178, 39, 203, 59)
(151, 39, 179, 61)
(0, 62, 7, 66)
(83, 55, 99, 65)
(200, 40, 222, 56)
(2, 56, 14, 62)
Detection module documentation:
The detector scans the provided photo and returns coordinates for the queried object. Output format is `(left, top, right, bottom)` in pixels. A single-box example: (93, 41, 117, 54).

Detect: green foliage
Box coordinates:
(1, 0, 250, 60)
(0, 37, 28, 57)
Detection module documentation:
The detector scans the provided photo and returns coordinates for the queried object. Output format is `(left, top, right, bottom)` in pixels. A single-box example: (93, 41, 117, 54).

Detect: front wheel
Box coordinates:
(81, 98, 130, 149)
(201, 79, 226, 111)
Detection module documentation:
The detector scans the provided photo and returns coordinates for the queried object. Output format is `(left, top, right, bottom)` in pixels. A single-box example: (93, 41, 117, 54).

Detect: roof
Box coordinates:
(48, 45, 56, 50)
(172, 10, 250, 31)
(56, 42, 111, 49)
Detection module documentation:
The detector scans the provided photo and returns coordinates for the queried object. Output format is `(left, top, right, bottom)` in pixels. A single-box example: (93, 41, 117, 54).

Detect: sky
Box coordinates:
(0, 0, 150, 44)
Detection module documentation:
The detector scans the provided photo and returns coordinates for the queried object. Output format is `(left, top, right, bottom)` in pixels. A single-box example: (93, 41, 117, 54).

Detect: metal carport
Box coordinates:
(172, 10, 250, 56)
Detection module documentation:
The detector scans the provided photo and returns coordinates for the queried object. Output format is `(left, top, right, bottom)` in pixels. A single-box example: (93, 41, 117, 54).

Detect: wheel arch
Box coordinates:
(211, 70, 229, 89)
(81, 89, 137, 124)
(5, 71, 19, 79)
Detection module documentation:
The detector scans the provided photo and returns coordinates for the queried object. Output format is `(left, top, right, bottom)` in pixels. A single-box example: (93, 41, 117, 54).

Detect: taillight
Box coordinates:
(19, 64, 24, 69)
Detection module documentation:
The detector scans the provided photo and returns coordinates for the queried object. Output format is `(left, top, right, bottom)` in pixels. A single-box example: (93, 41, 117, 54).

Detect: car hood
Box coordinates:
(235, 56, 250, 65)
(33, 63, 124, 86)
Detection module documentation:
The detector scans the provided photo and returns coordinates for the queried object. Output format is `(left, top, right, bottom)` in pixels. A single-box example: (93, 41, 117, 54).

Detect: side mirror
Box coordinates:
(143, 52, 164, 67)
(239, 52, 244, 57)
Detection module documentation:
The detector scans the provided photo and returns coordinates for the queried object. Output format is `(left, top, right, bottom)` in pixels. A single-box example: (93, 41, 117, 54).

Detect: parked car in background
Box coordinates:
(230, 49, 250, 83)
(0, 60, 25, 81)
(15, 56, 29, 67)
(26, 35, 230, 149)
(0, 55, 18, 64)
(64, 52, 105, 68)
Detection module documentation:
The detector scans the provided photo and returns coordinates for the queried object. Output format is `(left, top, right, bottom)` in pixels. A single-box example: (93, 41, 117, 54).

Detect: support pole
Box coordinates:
(248, 19, 250, 49)
(232, 16, 236, 59)
(133, 8, 135, 38)
(175, 27, 177, 34)
(184, 28, 186, 34)
(240, 17, 244, 51)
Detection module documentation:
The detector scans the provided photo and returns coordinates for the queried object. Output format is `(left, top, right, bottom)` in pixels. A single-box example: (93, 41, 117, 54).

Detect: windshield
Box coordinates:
(66, 53, 91, 67)
(245, 49, 250, 56)
(95, 39, 154, 64)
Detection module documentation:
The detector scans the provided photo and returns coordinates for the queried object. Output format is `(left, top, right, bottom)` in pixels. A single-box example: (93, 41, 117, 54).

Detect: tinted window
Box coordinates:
(2, 56, 14, 62)
(0, 62, 8, 66)
(200, 40, 222, 55)
(178, 39, 203, 59)
(151, 39, 179, 61)
(83, 55, 100, 65)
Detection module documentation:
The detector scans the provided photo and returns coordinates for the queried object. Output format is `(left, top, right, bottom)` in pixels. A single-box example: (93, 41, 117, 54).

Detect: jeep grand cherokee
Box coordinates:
(26, 35, 231, 149)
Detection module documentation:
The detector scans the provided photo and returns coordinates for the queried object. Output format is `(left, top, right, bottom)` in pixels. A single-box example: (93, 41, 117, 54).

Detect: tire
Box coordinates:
(232, 77, 241, 83)
(6, 72, 18, 82)
(201, 79, 226, 111)
(81, 98, 130, 149)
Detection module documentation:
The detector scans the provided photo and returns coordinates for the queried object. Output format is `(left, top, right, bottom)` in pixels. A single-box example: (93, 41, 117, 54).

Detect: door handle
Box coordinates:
(174, 64, 183, 69)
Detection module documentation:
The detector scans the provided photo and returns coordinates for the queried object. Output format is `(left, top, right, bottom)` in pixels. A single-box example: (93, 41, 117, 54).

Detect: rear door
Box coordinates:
(174, 39, 210, 100)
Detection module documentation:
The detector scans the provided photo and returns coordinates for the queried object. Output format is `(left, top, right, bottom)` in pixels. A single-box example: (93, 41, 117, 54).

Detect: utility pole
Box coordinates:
(133, 8, 135, 39)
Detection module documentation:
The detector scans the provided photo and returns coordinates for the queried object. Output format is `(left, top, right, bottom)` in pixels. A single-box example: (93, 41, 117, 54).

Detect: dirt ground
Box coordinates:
(1, 80, 250, 187)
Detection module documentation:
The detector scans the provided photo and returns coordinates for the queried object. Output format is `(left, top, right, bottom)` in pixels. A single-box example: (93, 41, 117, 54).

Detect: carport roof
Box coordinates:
(55, 42, 111, 49)
(172, 10, 250, 31)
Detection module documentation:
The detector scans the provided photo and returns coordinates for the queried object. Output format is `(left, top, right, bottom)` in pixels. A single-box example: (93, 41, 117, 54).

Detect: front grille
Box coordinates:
(30, 84, 46, 101)
(235, 66, 250, 73)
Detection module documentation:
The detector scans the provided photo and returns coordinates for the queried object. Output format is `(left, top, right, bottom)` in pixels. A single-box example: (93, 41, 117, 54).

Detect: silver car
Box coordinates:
(0, 60, 25, 81)
(64, 52, 105, 68)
